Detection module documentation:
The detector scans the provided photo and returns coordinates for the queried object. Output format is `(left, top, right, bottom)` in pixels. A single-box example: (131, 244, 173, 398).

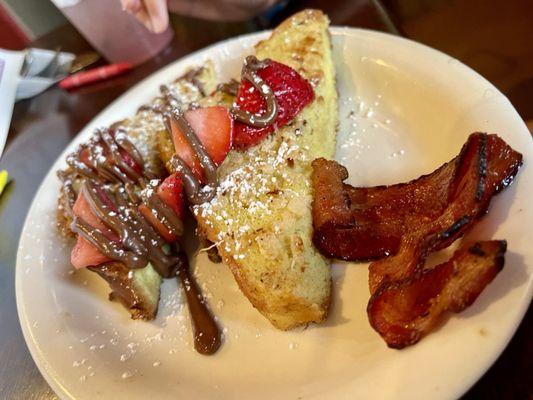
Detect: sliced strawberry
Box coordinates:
(170, 120, 201, 179)
(157, 173, 185, 219)
(233, 60, 314, 149)
(79, 147, 93, 169)
(72, 189, 118, 240)
(71, 236, 112, 269)
(118, 146, 143, 176)
(170, 106, 233, 182)
(70, 189, 119, 269)
(78, 136, 142, 179)
(138, 174, 185, 242)
(139, 204, 175, 242)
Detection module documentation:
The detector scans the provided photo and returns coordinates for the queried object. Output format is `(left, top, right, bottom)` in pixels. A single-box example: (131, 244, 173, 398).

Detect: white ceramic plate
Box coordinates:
(16, 28, 532, 400)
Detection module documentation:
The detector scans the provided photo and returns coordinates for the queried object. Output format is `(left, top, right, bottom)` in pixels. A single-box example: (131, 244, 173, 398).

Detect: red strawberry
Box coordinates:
(118, 146, 143, 176)
(78, 135, 143, 180)
(139, 174, 185, 242)
(79, 147, 92, 168)
(70, 190, 119, 269)
(157, 173, 185, 219)
(170, 106, 233, 182)
(71, 236, 112, 269)
(233, 60, 314, 149)
(72, 188, 118, 240)
(139, 204, 174, 242)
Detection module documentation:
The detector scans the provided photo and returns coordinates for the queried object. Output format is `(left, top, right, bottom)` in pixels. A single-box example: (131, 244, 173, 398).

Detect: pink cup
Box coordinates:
(51, 0, 173, 65)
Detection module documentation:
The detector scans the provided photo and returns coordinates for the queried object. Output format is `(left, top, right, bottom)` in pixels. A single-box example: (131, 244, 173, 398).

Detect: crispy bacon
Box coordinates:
(367, 240, 506, 348)
(312, 133, 522, 268)
(311, 133, 522, 348)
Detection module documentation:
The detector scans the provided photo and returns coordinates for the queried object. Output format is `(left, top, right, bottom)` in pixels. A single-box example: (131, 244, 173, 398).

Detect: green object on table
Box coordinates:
(0, 170, 8, 196)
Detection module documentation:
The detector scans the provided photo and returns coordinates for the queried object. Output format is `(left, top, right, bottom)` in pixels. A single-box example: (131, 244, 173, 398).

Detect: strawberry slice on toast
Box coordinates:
(170, 106, 233, 181)
(233, 60, 314, 149)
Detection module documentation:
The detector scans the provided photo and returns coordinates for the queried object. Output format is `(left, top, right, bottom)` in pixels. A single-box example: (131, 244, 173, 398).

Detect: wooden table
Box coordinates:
(1, 1, 531, 399)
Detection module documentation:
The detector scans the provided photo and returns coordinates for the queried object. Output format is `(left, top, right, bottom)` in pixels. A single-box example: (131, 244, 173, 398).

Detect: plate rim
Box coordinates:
(15, 26, 532, 400)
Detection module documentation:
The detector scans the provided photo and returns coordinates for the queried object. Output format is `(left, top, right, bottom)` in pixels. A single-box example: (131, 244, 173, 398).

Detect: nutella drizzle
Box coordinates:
(182, 67, 207, 96)
(58, 57, 281, 354)
(164, 107, 219, 205)
(66, 128, 147, 184)
(72, 180, 180, 276)
(57, 170, 77, 216)
(159, 84, 181, 110)
(230, 56, 278, 128)
(142, 179, 184, 238)
(138, 67, 206, 114)
(138, 105, 219, 205)
(217, 79, 240, 96)
(178, 257, 222, 355)
(58, 79, 222, 352)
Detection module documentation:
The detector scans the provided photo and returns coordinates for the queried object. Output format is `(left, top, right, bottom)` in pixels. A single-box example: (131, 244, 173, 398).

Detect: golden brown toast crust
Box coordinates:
(199, 221, 333, 328)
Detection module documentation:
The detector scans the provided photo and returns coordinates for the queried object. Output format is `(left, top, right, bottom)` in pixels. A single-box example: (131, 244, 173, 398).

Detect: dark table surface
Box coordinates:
(1, 1, 531, 399)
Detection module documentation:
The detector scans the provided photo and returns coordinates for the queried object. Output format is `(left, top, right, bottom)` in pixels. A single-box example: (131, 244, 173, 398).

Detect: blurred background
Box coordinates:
(1, 0, 532, 123)
(0, 1, 531, 399)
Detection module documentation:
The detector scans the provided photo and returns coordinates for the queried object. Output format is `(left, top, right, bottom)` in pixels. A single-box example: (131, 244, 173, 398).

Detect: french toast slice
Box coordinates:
(194, 10, 338, 330)
(57, 64, 217, 320)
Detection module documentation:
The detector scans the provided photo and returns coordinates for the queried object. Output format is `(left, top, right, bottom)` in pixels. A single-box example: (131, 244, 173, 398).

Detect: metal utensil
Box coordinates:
(37, 46, 62, 78)
(19, 50, 33, 78)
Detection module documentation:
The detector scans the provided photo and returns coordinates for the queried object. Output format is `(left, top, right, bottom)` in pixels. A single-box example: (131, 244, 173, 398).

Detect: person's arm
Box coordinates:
(122, 0, 283, 32)
(121, 0, 169, 33)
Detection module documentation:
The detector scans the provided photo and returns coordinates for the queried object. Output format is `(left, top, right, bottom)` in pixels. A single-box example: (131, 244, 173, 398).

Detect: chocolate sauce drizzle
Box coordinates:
(164, 107, 219, 205)
(217, 79, 240, 96)
(230, 56, 278, 128)
(178, 257, 222, 355)
(66, 128, 147, 184)
(138, 67, 206, 114)
(142, 180, 184, 238)
(58, 91, 222, 353)
(139, 86, 220, 205)
(58, 58, 283, 354)
(71, 180, 181, 277)
(182, 67, 207, 96)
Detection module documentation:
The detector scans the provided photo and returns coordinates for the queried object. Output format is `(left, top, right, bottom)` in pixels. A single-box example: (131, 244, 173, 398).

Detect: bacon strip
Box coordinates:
(312, 133, 522, 268)
(311, 133, 522, 348)
(367, 240, 506, 348)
